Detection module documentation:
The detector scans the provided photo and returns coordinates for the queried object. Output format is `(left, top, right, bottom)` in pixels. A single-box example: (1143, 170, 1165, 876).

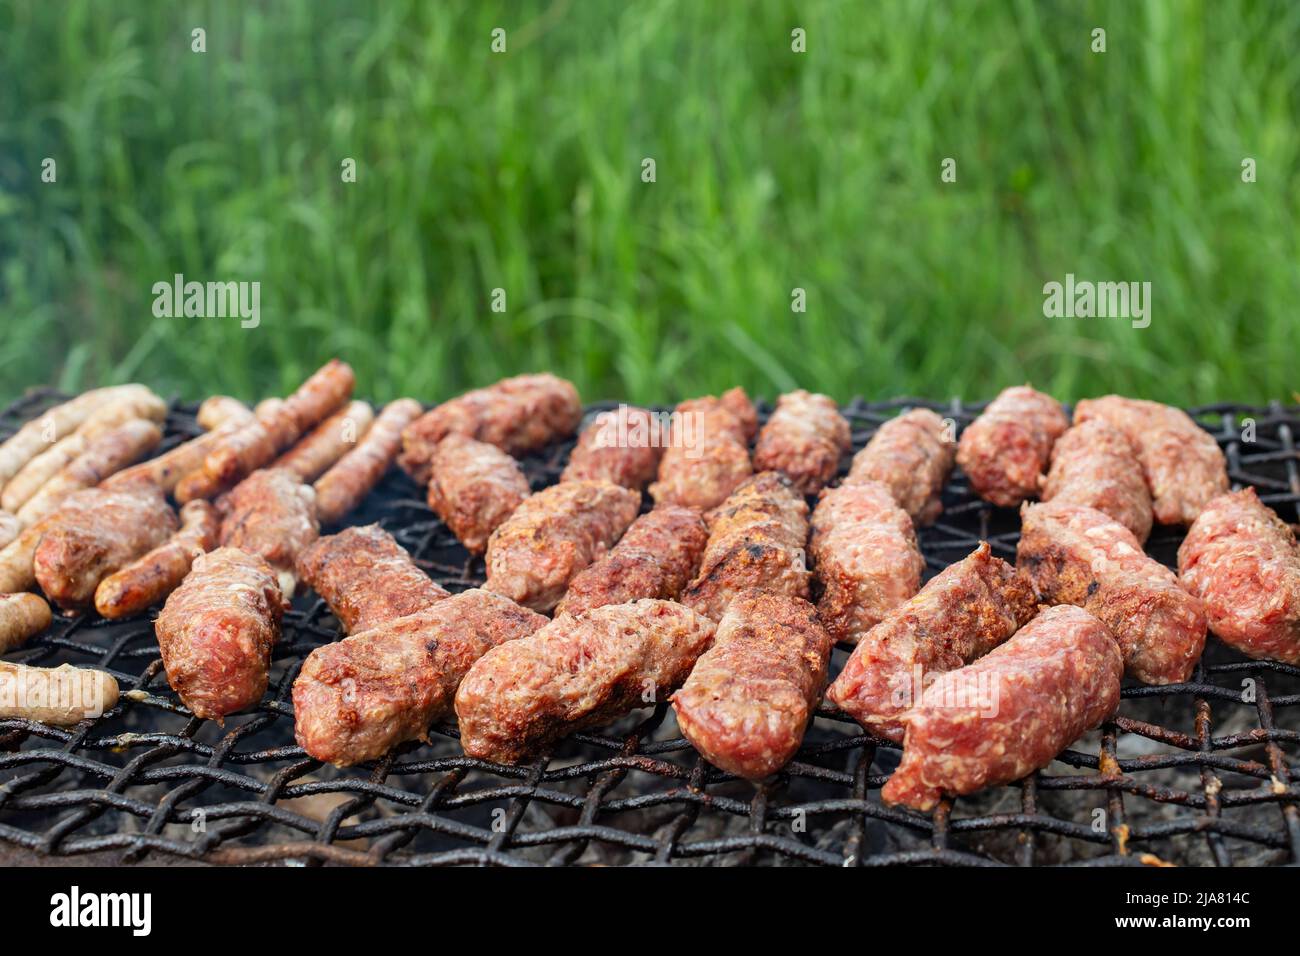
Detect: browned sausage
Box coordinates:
(456, 599, 717, 764)
(681, 471, 810, 622)
(293, 589, 547, 766)
(671, 590, 833, 779)
(399, 373, 582, 484)
(956, 385, 1068, 507)
(18, 419, 163, 523)
(1041, 418, 1153, 543)
(33, 484, 178, 610)
(1074, 395, 1229, 526)
(175, 359, 354, 501)
(846, 408, 955, 526)
(296, 524, 449, 633)
(156, 547, 286, 721)
(881, 605, 1122, 811)
(561, 405, 665, 490)
(751, 390, 851, 496)
(810, 478, 923, 644)
(218, 468, 319, 596)
(271, 400, 374, 482)
(93, 500, 219, 619)
(484, 480, 640, 613)
(827, 541, 1036, 741)
(425, 433, 531, 555)
(556, 505, 708, 616)
(313, 399, 423, 525)
(1018, 500, 1207, 684)
(649, 387, 756, 511)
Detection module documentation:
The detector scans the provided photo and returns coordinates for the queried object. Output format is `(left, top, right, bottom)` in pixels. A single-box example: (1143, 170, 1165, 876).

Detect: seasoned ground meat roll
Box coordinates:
(556, 505, 708, 616)
(561, 405, 665, 490)
(956, 385, 1067, 508)
(828, 541, 1036, 741)
(751, 390, 851, 496)
(156, 547, 287, 721)
(649, 387, 756, 511)
(293, 588, 547, 766)
(425, 433, 531, 555)
(672, 590, 833, 780)
(218, 468, 319, 596)
(881, 604, 1122, 811)
(399, 373, 581, 484)
(296, 524, 449, 633)
(1041, 418, 1153, 543)
(1018, 501, 1207, 684)
(681, 471, 810, 622)
(94, 499, 219, 619)
(1178, 488, 1300, 664)
(1073, 395, 1228, 526)
(484, 480, 640, 613)
(33, 484, 178, 610)
(455, 599, 716, 764)
(846, 408, 955, 526)
(809, 479, 923, 644)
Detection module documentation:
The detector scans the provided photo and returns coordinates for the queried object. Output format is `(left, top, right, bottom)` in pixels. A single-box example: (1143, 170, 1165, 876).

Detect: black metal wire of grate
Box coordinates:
(1, 389, 1298, 867)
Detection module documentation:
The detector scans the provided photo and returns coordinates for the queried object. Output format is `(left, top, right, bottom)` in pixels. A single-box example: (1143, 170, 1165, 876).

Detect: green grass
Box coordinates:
(2, 0, 1297, 407)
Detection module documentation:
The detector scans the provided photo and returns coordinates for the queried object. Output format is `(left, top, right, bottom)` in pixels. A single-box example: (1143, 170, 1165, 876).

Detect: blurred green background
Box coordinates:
(2, 0, 1297, 408)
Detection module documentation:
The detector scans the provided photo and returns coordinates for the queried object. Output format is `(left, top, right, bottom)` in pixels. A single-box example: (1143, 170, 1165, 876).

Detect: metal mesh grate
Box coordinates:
(1, 389, 1298, 867)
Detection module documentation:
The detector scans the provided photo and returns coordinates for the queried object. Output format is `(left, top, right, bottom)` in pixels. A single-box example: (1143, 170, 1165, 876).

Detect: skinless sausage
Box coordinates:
(827, 541, 1036, 741)
(681, 471, 810, 622)
(809, 478, 923, 645)
(217, 468, 319, 597)
(484, 480, 639, 613)
(561, 405, 664, 490)
(1017, 500, 1207, 684)
(956, 385, 1068, 507)
(556, 505, 708, 616)
(33, 484, 178, 611)
(399, 373, 581, 485)
(846, 408, 955, 526)
(425, 433, 531, 555)
(296, 524, 449, 633)
(1041, 418, 1153, 543)
(1178, 488, 1300, 664)
(649, 387, 756, 511)
(882, 604, 1122, 811)
(1073, 395, 1229, 526)
(455, 599, 716, 764)
(156, 547, 287, 721)
(293, 589, 547, 767)
(671, 590, 833, 780)
(751, 390, 851, 496)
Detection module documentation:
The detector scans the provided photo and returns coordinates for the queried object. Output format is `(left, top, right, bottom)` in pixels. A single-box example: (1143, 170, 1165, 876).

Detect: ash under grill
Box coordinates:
(1, 390, 1298, 867)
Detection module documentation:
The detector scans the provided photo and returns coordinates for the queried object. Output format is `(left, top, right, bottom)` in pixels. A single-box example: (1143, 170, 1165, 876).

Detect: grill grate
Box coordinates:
(1, 389, 1298, 867)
